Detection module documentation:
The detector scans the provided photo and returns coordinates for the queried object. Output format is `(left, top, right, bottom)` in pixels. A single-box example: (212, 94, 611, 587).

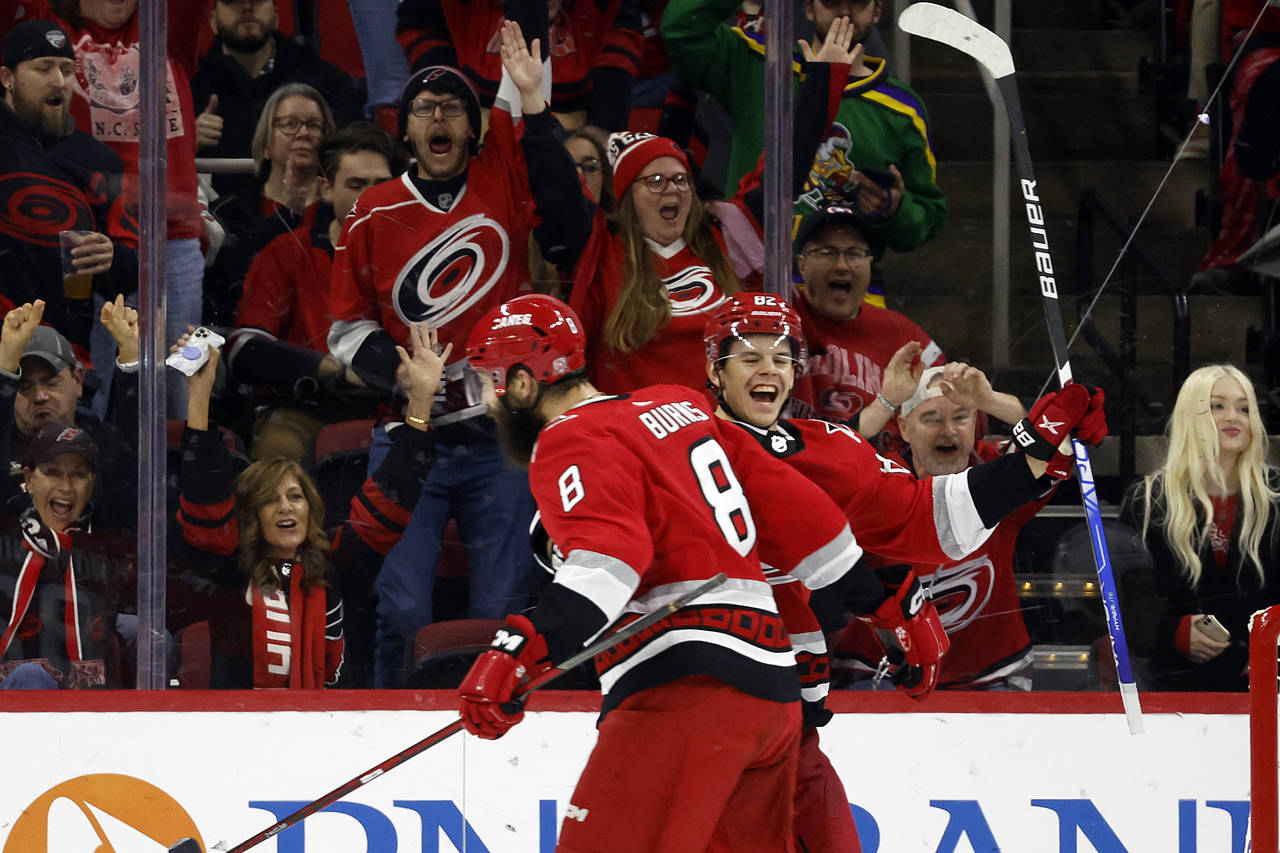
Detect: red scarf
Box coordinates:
(0, 526, 81, 662)
(249, 560, 329, 689)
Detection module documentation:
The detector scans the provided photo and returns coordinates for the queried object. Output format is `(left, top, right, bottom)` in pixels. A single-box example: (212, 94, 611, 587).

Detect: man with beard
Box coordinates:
(328, 26, 591, 686)
(192, 0, 367, 196)
(0, 20, 137, 356)
(700, 293, 1101, 851)
(663, 0, 946, 267)
(457, 292, 946, 851)
(832, 363, 1055, 692)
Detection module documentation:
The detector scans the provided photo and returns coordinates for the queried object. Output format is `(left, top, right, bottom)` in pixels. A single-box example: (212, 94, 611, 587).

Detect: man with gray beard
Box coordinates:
(0, 19, 136, 356)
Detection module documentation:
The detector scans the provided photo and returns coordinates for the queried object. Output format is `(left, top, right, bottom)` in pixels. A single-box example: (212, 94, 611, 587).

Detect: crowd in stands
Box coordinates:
(0, 0, 1275, 696)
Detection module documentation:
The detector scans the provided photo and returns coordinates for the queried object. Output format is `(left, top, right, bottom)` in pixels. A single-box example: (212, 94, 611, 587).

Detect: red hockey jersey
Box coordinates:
(328, 107, 534, 365)
(791, 293, 943, 424)
(529, 385, 863, 715)
(833, 440, 1047, 689)
(570, 234, 742, 395)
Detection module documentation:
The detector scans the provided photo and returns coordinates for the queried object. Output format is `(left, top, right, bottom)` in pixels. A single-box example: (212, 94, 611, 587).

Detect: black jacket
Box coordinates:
(0, 102, 139, 353)
(1119, 471, 1280, 690)
(192, 33, 367, 196)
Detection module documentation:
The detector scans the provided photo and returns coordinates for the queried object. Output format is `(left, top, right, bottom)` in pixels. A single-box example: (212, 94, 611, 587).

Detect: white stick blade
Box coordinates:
(897, 2, 1016, 79)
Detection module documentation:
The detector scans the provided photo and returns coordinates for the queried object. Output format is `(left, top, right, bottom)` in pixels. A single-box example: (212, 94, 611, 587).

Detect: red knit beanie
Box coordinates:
(607, 132, 690, 201)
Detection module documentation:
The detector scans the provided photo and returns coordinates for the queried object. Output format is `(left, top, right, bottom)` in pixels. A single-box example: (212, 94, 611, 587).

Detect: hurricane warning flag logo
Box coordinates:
(5, 773, 203, 852)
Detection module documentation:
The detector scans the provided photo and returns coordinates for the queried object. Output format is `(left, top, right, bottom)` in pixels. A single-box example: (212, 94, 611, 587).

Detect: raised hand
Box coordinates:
(100, 294, 139, 365)
(0, 300, 47, 373)
(879, 340, 924, 409)
(396, 324, 452, 428)
(195, 95, 223, 150)
(499, 19, 545, 112)
(799, 16, 863, 67)
(172, 326, 221, 430)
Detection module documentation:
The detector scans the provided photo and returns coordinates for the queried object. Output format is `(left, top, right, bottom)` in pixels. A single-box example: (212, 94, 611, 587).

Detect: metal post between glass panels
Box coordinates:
(137, 0, 169, 690)
(763, 0, 795, 295)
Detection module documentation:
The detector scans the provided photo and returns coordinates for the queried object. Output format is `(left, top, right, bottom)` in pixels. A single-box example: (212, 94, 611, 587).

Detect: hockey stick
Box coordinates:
(170, 572, 729, 853)
(897, 3, 1145, 734)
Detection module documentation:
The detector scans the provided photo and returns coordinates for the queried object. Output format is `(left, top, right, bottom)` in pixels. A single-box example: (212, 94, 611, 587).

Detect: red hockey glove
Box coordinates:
(458, 614, 553, 739)
(1013, 383, 1107, 479)
(858, 565, 949, 700)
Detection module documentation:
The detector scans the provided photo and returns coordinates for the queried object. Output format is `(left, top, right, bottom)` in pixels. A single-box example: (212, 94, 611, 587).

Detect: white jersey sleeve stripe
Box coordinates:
(790, 528, 864, 590)
(328, 318, 383, 368)
(555, 549, 642, 630)
(932, 472, 997, 559)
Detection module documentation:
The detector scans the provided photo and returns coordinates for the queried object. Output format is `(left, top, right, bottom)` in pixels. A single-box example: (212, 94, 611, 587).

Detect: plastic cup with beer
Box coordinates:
(58, 230, 95, 299)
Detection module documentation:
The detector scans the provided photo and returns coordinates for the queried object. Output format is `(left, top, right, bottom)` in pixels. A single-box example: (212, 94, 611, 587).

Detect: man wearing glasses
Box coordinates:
(328, 27, 592, 686)
(789, 205, 946, 437)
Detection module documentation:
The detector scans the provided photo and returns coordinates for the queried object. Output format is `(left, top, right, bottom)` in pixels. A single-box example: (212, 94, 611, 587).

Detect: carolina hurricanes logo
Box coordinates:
(0, 173, 93, 246)
(819, 387, 866, 418)
(393, 214, 510, 328)
(664, 266, 728, 316)
(924, 557, 996, 632)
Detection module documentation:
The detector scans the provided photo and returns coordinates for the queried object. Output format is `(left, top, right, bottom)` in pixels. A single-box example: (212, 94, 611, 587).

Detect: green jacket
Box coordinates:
(661, 0, 947, 252)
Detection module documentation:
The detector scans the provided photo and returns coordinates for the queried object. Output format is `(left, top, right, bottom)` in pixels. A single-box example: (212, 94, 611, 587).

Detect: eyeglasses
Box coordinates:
(409, 98, 467, 119)
(634, 172, 692, 193)
(802, 246, 872, 265)
(273, 116, 326, 136)
(575, 157, 602, 175)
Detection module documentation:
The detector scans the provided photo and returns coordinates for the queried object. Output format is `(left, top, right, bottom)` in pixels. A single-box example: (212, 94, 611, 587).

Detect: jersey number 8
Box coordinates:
(688, 437, 757, 557)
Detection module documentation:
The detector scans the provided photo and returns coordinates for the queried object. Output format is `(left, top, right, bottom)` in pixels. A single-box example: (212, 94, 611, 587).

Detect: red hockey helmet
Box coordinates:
(465, 295, 587, 395)
(704, 293, 807, 373)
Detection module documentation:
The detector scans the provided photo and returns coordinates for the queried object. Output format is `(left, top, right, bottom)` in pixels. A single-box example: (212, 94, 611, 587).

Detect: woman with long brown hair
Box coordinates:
(1120, 364, 1280, 690)
(176, 324, 446, 688)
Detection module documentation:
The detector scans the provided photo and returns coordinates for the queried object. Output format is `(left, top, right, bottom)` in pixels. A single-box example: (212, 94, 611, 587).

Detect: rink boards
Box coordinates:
(0, 691, 1253, 852)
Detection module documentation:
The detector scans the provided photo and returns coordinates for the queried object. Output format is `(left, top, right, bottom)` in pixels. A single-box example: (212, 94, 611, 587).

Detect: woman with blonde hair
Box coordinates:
(206, 83, 336, 324)
(175, 324, 445, 688)
(1120, 363, 1280, 690)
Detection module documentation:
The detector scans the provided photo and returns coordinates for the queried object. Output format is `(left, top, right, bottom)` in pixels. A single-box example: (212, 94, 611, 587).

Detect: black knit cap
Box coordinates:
(2, 20, 75, 69)
(396, 66, 482, 148)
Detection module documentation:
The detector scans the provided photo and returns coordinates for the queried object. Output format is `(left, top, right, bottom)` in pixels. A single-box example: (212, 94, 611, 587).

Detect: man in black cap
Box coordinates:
(0, 19, 137, 358)
(0, 297, 139, 532)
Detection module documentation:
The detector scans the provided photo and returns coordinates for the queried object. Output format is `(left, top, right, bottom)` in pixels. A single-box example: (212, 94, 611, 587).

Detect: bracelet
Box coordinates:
(875, 390, 899, 412)
(116, 359, 140, 374)
(404, 414, 429, 427)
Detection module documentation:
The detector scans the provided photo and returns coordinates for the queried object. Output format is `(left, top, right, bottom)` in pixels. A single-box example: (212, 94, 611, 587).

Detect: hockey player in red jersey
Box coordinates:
(701, 293, 1109, 853)
(456, 293, 946, 852)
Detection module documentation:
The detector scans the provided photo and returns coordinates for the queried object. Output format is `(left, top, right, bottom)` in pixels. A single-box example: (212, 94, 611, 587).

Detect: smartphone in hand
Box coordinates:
(1197, 614, 1231, 643)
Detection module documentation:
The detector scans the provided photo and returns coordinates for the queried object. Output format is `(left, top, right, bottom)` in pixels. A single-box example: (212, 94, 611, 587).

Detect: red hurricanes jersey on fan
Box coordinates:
(571, 234, 740, 394)
(791, 294, 944, 423)
(236, 206, 333, 352)
(530, 385, 862, 714)
(836, 440, 1046, 688)
(328, 108, 533, 360)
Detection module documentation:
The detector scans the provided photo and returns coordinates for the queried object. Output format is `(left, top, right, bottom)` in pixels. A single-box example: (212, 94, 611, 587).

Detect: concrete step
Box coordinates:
(935, 158, 1214, 230)
(924, 91, 1161, 160)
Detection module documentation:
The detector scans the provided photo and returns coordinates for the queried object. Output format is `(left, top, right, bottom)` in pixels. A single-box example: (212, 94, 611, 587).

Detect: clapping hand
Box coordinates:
(397, 324, 452, 428)
(799, 16, 863, 67)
